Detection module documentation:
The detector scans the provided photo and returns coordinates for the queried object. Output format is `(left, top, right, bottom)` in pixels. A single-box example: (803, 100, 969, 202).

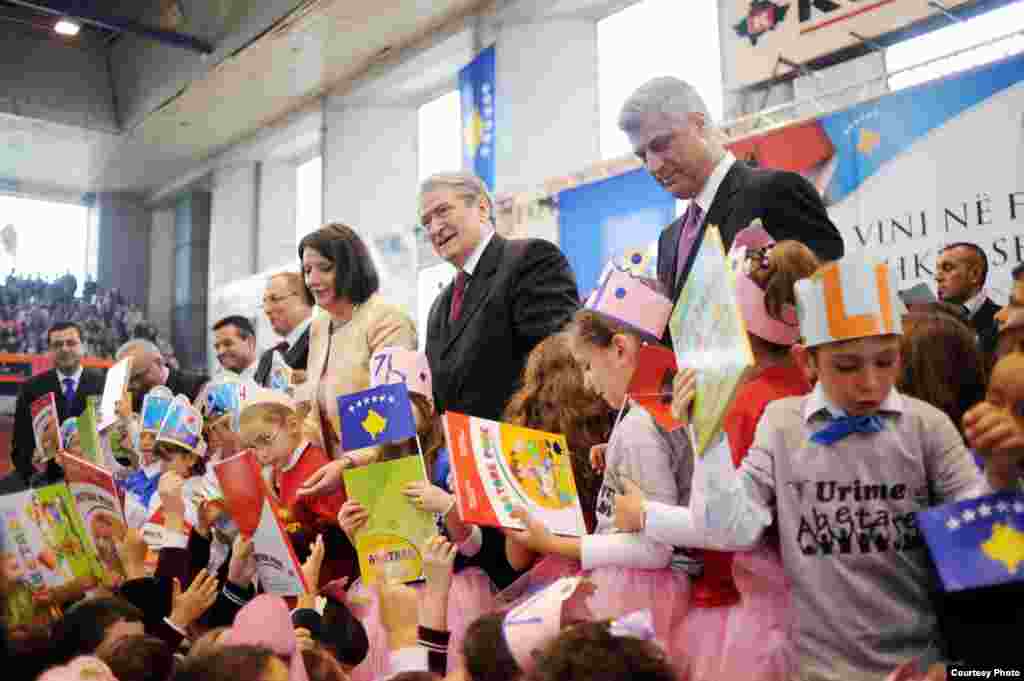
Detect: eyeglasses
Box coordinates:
(262, 292, 299, 308)
(245, 428, 283, 451)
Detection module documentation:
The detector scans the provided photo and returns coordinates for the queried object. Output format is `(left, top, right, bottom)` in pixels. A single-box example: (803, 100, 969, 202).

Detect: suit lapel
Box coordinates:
(442, 236, 505, 357)
(674, 163, 747, 299)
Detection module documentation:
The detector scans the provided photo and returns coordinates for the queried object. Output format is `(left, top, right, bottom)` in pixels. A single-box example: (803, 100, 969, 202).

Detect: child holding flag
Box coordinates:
(624, 257, 1015, 680)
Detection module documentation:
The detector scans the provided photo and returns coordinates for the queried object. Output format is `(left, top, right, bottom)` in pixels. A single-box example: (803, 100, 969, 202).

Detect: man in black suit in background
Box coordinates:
(618, 77, 844, 342)
(421, 171, 579, 589)
(10, 322, 106, 484)
(117, 338, 208, 412)
(936, 242, 1002, 355)
(253, 271, 313, 388)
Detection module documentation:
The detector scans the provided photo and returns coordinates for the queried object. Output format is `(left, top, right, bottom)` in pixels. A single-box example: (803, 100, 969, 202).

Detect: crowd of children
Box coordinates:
(2, 233, 1023, 681)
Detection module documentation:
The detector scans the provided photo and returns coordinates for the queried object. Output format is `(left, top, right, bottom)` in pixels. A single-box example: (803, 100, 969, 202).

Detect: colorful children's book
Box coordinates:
(213, 450, 308, 596)
(442, 413, 586, 537)
(97, 356, 132, 432)
(31, 393, 62, 464)
(669, 225, 755, 456)
(0, 483, 103, 629)
(268, 352, 293, 394)
(342, 455, 437, 585)
(627, 343, 684, 432)
(61, 453, 127, 586)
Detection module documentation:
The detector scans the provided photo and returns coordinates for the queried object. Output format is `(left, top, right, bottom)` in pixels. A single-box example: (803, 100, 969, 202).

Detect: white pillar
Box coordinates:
(495, 19, 599, 194)
(147, 207, 175, 341)
(257, 161, 299, 271)
(322, 97, 419, 320)
(209, 163, 258, 293)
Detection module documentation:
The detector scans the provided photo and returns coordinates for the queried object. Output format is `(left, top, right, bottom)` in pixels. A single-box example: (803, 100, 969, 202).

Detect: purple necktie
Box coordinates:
(675, 202, 704, 285)
(62, 377, 75, 404)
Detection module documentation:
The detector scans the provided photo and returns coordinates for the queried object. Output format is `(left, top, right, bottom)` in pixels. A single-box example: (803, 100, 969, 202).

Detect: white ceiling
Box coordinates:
(0, 0, 485, 197)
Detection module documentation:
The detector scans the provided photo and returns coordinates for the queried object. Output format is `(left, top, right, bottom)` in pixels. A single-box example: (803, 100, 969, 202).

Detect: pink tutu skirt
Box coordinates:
(347, 567, 496, 681)
(495, 555, 582, 610)
(677, 602, 735, 681)
(723, 544, 794, 681)
(585, 566, 692, 678)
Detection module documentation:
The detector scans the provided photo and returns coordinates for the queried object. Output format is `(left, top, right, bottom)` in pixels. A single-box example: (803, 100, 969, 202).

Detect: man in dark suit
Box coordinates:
(421, 172, 580, 421)
(936, 242, 1002, 355)
(9, 322, 106, 484)
(420, 172, 579, 590)
(253, 271, 313, 388)
(116, 339, 208, 412)
(618, 77, 844, 339)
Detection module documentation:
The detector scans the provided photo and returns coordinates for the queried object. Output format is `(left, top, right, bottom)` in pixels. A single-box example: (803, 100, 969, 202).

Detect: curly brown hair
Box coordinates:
(898, 311, 986, 435)
(532, 621, 676, 681)
(504, 333, 611, 531)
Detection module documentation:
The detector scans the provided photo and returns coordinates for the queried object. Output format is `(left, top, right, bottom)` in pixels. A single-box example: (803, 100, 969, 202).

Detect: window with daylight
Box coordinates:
(597, 0, 724, 160)
(296, 155, 323, 244)
(0, 194, 90, 283)
(887, 1, 1024, 91)
(418, 89, 463, 182)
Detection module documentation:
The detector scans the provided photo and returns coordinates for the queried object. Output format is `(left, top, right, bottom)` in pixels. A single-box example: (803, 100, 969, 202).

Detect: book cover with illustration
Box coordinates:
(0, 483, 103, 629)
(343, 455, 437, 585)
(31, 393, 62, 465)
(669, 225, 755, 456)
(61, 453, 127, 587)
(627, 343, 684, 432)
(97, 356, 132, 432)
(442, 413, 586, 537)
(213, 450, 308, 596)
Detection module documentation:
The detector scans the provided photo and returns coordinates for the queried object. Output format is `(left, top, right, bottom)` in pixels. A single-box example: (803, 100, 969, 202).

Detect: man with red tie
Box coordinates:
(9, 322, 106, 485)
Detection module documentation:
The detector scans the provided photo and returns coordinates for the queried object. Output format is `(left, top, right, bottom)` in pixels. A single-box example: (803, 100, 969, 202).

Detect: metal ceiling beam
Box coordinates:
(4, 0, 214, 53)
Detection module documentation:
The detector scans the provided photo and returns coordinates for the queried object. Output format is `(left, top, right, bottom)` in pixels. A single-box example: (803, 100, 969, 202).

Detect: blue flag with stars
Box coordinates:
(917, 491, 1024, 592)
(337, 383, 417, 453)
(459, 44, 495, 190)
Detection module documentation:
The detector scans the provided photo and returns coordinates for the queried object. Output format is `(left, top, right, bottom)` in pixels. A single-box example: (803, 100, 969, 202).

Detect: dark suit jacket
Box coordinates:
(426, 235, 580, 421)
(10, 366, 106, 481)
(972, 298, 1001, 355)
(658, 161, 844, 342)
(253, 324, 311, 387)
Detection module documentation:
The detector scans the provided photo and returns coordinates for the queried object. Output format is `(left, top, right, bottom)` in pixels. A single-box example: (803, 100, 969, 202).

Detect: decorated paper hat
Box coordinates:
(370, 347, 433, 403)
(156, 395, 206, 455)
(613, 241, 658, 280)
(728, 223, 800, 346)
(503, 576, 588, 673)
(60, 417, 79, 445)
(584, 262, 673, 342)
(198, 379, 252, 432)
(141, 385, 174, 434)
(795, 258, 906, 348)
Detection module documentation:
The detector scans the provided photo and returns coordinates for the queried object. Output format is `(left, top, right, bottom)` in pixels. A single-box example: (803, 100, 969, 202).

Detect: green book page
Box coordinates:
(343, 455, 437, 585)
(77, 397, 103, 466)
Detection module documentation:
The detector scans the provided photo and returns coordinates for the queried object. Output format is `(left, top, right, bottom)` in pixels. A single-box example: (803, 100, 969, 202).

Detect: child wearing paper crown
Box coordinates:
(338, 347, 497, 680)
(628, 257, 1017, 681)
(121, 386, 175, 530)
(237, 388, 354, 588)
(503, 262, 695, 672)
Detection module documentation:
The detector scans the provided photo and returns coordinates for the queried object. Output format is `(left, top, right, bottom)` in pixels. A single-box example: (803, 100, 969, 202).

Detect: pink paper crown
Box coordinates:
(370, 347, 433, 403)
(729, 223, 800, 346)
(585, 263, 672, 341)
(503, 576, 586, 673)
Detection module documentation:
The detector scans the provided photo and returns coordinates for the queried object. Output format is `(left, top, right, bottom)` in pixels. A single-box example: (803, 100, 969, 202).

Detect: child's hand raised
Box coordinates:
(507, 507, 553, 553)
(158, 472, 187, 518)
(613, 479, 646, 532)
(589, 443, 608, 473)
(337, 500, 369, 541)
(402, 481, 454, 515)
(227, 535, 257, 588)
(671, 369, 697, 425)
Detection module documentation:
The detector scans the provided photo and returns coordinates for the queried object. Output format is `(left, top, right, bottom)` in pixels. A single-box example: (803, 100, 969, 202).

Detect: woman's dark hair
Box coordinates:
(298, 223, 380, 305)
(173, 646, 276, 681)
(532, 622, 676, 681)
(97, 634, 175, 681)
(51, 596, 145, 664)
(153, 441, 206, 476)
(463, 613, 521, 681)
(899, 312, 986, 435)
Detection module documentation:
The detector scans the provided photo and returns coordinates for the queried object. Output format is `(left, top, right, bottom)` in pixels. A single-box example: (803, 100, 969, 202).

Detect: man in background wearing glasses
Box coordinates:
(254, 271, 313, 388)
(9, 321, 106, 485)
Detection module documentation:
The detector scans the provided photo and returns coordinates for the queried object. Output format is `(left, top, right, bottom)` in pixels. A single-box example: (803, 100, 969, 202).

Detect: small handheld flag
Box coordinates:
(917, 491, 1024, 592)
(337, 383, 417, 453)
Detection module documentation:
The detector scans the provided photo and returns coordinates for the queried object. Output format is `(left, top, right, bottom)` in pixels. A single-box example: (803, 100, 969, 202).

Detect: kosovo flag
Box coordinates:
(917, 491, 1024, 592)
(337, 383, 417, 453)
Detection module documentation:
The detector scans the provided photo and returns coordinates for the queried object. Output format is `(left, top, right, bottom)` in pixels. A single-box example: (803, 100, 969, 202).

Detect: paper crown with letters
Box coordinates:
(728, 222, 800, 346)
(370, 347, 433, 404)
(156, 395, 206, 455)
(198, 378, 252, 432)
(584, 262, 673, 341)
(795, 257, 906, 348)
(60, 417, 79, 445)
(502, 576, 590, 672)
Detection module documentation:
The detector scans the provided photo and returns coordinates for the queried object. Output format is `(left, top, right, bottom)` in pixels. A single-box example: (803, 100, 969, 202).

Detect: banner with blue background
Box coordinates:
(459, 45, 496, 190)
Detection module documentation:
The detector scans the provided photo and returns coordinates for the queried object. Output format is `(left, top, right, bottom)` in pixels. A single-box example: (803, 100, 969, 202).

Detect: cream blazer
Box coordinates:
(302, 293, 417, 460)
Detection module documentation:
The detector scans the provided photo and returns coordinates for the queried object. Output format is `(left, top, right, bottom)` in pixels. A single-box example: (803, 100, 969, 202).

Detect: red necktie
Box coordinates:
(449, 270, 468, 323)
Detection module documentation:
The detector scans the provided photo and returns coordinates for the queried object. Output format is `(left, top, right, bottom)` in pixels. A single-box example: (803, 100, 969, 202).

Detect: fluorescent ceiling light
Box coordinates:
(54, 19, 80, 36)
